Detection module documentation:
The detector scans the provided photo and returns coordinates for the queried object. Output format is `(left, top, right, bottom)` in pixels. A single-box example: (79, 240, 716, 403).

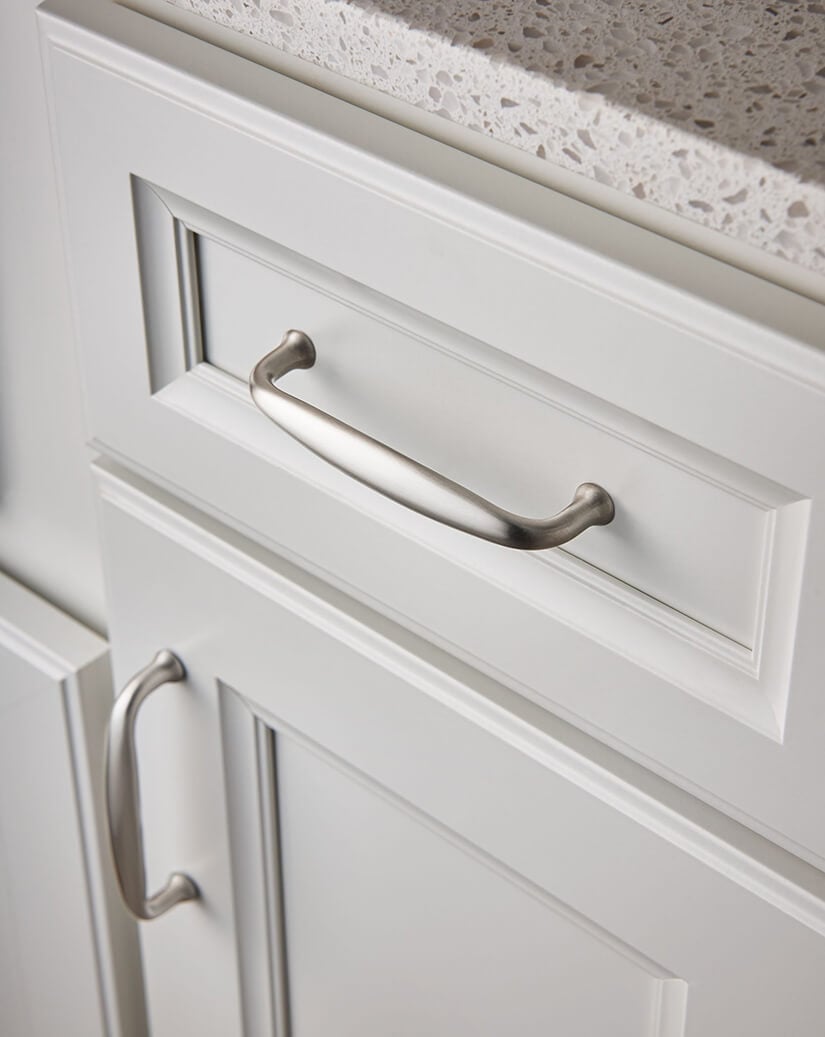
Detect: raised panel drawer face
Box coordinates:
(194, 227, 774, 653)
(142, 180, 808, 758)
(42, 3, 825, 862)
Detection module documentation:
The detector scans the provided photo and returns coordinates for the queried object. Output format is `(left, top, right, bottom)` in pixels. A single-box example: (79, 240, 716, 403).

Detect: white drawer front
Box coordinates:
(42, 1, 825, 862)
(174, 207, 803, 735)
(195, 228, 774, 652)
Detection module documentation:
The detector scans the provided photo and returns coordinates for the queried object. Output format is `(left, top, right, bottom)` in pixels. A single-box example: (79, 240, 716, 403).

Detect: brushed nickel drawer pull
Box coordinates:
(105, 650, 198, 920)
(250, 330, 614, 550)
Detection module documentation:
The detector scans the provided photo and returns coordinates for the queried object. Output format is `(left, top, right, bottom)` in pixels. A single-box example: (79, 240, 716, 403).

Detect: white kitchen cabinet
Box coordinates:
(36, 0, 825, 1033)
(39, 0, 825, 866)
(0, 572, 144, 1037)
(96, 459, 825, 1037)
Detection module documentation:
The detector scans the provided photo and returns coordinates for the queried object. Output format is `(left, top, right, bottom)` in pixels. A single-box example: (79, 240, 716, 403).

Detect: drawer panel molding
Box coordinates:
(135, 180, 809, 744)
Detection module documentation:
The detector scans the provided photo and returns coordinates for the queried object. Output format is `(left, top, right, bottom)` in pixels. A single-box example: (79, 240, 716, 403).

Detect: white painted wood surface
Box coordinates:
(277, 735, 671, 1037)
(0, 0, 104, 630)
(195, 229, 770, 651)
(95, 460, 825, 1037)
(0, 572, 145, 1037)
(41, 0, 825, 864)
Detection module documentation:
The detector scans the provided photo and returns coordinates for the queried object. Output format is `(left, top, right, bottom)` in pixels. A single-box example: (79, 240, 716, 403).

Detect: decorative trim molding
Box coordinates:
(218, 686, 291, 1036)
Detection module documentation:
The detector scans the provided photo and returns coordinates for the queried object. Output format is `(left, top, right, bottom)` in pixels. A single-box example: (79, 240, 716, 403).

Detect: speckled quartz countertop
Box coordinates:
(164, 0, 825, 276)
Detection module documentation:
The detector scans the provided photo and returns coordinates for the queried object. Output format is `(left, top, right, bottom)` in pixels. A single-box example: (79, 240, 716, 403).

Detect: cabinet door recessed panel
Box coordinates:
(277, 738, 670, 1037)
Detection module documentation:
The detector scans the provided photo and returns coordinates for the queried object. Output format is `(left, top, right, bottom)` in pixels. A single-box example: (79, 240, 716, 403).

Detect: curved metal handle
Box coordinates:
(250, 330, 614, 550)
(105, 649, 198, 920)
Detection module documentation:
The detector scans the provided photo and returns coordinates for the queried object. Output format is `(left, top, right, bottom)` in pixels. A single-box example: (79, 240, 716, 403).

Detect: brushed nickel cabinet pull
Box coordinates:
(105, 650, 198, 920)
(250, 330, 614, 550)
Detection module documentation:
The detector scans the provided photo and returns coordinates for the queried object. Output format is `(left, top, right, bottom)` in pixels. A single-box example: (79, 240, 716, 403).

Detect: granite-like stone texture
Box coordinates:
(164, 0, 825, 274)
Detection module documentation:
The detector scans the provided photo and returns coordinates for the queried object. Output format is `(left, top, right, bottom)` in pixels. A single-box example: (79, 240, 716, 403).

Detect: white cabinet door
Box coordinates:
(97, 461, 825, 1037)
(0, 572, 144, 1037)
